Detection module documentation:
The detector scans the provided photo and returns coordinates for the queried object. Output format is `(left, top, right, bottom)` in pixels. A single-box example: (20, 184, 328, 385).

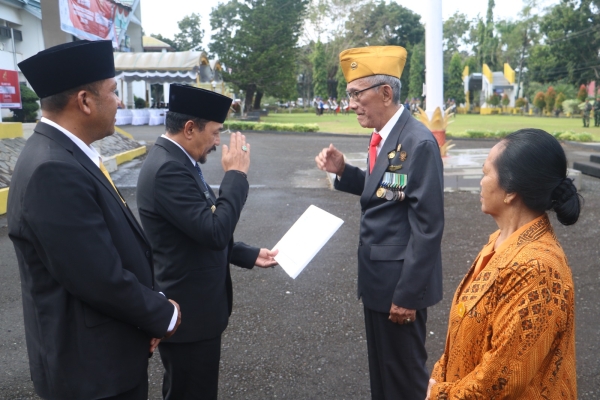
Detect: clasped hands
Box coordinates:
(150, 299, 181, 354)
(389, 303, 416, 325)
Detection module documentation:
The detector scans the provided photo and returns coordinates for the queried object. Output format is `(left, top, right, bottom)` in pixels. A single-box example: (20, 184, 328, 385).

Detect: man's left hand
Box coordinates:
(150, 338, 161, 353)
(389, 303, 416, 325)
(255, 248, 279, 268)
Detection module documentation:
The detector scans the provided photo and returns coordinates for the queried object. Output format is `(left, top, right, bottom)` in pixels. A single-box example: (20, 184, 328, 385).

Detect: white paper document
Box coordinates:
(272, 205, 344, 279)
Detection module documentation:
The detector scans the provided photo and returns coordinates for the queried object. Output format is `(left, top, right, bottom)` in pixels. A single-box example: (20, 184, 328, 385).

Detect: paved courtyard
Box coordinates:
(1, 129, 599, 399)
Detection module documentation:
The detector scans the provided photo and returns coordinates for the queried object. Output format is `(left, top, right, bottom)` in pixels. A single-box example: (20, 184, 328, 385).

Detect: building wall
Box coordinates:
(40, 0, 71, 48)
(127, 3, 142, 52)
(0, 4, 44, 74)
(0, 4, 44, 117)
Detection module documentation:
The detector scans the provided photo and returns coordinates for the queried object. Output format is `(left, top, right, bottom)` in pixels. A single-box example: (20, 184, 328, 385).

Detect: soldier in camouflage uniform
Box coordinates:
(594, 99, 600, 127)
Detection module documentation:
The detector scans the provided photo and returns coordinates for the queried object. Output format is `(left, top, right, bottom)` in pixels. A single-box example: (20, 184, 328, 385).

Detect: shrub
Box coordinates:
(465, 130, 489, 138)
(562, 99, 579, 115)
(501, 93, 510, 107)
(555, 93, 566, 112)
(487, 93, 501, 107)
(134, 95, 147, 109)
(11, 84, 39, 122)
(551, 131, 593, 142)
(449, 130, 592, 142)
(223, 121, 319, 132)
(533, 92, 546, 113)
(545, 86, 556, 113)
(515, 97, 527, 108)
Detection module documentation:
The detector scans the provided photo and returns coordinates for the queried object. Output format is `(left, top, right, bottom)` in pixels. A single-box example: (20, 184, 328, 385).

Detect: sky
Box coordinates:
(139, 0, 560, 49)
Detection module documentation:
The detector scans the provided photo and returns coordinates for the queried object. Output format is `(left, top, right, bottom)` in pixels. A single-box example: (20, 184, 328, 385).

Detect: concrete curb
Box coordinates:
(114, 126, 135, 140)
(0, 122, 23, 139)
(0, 187, 7, 215)
(0, 126, 146, 216)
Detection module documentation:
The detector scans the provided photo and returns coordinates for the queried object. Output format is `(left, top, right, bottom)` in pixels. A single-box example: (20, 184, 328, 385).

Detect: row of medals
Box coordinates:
(376, 143, 406, 202)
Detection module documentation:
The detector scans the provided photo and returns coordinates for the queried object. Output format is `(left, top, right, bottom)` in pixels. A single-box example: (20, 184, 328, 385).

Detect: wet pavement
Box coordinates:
(1, 130, 599, 399)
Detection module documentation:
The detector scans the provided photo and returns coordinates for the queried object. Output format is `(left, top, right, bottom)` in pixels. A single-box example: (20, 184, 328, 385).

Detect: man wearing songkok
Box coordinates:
(136, 83, 278, 400)
(315, 46, 444, 399)
(8, 40, 181, 400)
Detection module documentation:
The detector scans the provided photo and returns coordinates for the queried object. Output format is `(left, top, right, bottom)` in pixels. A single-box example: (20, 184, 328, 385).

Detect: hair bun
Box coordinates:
(551, 178, 581, 225)
(552, 178, 576, 204)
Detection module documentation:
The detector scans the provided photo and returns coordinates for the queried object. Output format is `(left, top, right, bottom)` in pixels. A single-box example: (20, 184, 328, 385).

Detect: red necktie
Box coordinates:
(369, 132, 382, 173)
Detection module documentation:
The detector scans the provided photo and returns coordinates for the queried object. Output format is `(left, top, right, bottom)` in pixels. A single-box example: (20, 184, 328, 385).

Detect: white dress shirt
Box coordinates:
(41, 117, 102, 166)
(373, 105, 404, 156)
(161, 134, 197, 166)
(40, 117, 179, 333)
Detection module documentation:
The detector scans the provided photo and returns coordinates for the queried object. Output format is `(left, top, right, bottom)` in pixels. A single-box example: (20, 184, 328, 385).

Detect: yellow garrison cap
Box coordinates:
(339, 46, 407, 83)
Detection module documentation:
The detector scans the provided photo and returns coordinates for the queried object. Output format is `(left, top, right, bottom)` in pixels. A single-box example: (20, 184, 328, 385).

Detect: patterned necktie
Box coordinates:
(99, 159, 125, 203)
(194, 163, 215, 201)
(369, 132, 382, 173)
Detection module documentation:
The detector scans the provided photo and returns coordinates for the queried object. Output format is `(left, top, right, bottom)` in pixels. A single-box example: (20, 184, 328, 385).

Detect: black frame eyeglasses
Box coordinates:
(346, 83, 385, 101)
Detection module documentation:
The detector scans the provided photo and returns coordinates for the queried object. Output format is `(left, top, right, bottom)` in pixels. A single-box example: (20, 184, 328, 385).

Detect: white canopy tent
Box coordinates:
(113, 51, 228, 108)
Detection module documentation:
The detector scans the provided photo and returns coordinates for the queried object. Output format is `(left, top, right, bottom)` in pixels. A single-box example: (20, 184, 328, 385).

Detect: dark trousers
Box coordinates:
(158, 336, 222, 400)
(364, 306, 428, 400)
(100, 370, 148, 400)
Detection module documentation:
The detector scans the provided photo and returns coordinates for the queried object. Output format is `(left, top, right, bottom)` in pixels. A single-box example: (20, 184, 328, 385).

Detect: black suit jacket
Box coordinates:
(136, 137, 259, 343)
(7, 122, 174, 400)
(335, 109, 444, 313)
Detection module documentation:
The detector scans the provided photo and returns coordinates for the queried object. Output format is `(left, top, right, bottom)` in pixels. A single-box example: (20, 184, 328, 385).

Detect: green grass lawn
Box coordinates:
(262, 111, 600, 141)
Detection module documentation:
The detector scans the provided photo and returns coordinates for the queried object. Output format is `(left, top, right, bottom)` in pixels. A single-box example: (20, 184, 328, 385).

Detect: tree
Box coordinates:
(464, 56, 479, 74)
(480, 0, 499, 69)
(11, 84, 39, 122)
(515, 97, 527, 108)
(312, 41, 328, 98)
(555, 92, 566, 112)
(336, 66, 347, 102)
(407, 41, 425, 100)
(577, 84, 587, 102)
(150, 33, 177, 50)
(545, 86, 556, 113)
(444, 12, 472, 55)
(487, 93, 500, 107)
(446, 53, 465, 105)
(533, 91, 546, 113)
(501, 93, 510, 108)
(345, 1, 424, 98)
(535, 0, 600, 86)
(150, 13, 203, 52)
(173, 13, 204, 51)
(210, 0, 308, 110)
(443, 12, 472, 73)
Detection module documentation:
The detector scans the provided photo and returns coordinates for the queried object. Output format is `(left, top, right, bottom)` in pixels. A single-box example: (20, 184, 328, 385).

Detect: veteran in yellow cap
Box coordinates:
(316, 46, 445, 400)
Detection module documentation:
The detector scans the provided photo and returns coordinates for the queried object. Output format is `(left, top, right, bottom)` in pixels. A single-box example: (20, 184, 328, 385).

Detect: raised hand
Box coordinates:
(221, 132, 250, 174)
(315, 143, 345, 176)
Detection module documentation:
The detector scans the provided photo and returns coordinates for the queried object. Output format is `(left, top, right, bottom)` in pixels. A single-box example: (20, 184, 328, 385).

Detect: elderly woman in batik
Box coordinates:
(427, 129, 580, 400)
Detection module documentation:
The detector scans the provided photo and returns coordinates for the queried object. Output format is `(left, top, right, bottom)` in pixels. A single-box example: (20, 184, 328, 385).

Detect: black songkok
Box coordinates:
(169, 84, 232, 123)
(18, 40, 115, 99)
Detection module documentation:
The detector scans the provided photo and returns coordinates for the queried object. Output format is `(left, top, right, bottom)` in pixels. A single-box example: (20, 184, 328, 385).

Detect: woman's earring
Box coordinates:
(504, 198, 508, 204)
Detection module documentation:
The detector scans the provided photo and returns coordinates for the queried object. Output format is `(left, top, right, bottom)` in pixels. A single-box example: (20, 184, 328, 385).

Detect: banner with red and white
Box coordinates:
(0, 70, 21, 109)
(58, 0, 133, 47)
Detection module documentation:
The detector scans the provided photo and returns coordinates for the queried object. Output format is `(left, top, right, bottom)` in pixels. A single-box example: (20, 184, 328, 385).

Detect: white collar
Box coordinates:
(41, 117, 101, 167)
(161, 134, 197, 167)
(374, 105, 404, 150)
